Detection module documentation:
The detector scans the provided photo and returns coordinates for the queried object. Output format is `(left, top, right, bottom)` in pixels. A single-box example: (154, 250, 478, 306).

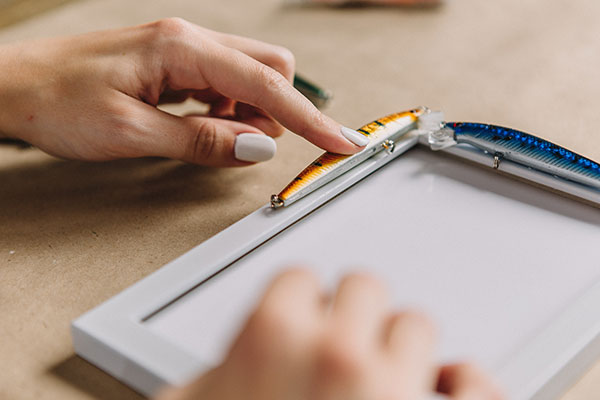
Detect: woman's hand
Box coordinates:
(0, 19, 365, 166)
(157, 269, 504, 400)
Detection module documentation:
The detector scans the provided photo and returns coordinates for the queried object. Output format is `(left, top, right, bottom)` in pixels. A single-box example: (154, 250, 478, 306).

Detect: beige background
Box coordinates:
(0, 0, 78, 28)
(1, 0, 599, 399)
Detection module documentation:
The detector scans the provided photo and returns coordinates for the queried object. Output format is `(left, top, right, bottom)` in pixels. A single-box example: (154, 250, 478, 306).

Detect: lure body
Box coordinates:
(439, 122, 600, 190)
(271, 108, 426, 208)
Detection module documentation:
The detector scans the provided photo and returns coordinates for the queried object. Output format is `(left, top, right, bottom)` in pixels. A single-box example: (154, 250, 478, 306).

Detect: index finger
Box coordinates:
(159, 24, 363, 154)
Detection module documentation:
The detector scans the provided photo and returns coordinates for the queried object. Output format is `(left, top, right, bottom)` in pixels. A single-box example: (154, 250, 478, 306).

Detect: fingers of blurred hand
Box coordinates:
(437, 363, 505, 400)
(310, 274, 389, 399)
(315, 275, 437, 400)
(236, 269, 323, 359)
(329, 274, 390, 348)
(150, 18, 361, 154)
(256, 269, 323, 324)
(383, 312, 437, 396)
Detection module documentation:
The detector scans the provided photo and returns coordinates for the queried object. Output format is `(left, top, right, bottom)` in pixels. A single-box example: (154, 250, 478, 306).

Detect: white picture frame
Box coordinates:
(72, 135, 600, 400)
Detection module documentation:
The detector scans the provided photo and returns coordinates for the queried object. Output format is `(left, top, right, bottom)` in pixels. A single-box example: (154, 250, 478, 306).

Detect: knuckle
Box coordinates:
(271, 46, 296, 78)
(151, 17, 191, 37)
(146, 18, 192, 51)
(246, 63, 291, 108)
(258, 63, 289, 95)
(187, 120, 218, 162)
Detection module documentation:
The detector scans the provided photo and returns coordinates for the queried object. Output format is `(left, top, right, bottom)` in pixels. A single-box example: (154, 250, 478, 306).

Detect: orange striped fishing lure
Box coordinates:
(271, 107, 427, 208)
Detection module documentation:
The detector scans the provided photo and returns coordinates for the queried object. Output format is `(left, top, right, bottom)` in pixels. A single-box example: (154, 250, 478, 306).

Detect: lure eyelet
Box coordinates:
(382, 140, 395, 154)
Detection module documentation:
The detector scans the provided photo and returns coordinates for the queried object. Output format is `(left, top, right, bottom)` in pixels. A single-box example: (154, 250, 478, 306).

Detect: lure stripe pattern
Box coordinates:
(276, 110, 420, 203)
(448, 122, 600, 185)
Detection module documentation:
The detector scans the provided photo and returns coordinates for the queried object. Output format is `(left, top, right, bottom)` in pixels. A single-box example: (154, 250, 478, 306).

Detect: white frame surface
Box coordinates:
(72, 134, 600, 399)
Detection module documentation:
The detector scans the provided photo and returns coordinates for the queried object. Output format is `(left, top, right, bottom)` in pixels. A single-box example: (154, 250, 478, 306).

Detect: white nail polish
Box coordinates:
(234, 133, 277, 162)
(341, 126, 369, 147)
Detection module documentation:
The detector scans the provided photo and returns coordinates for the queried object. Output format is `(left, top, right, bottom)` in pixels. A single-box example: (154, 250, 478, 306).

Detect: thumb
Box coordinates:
(132, 104, 277, 166)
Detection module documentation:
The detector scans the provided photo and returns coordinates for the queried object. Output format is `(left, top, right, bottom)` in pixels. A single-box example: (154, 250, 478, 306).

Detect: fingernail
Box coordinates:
(234, 133, 277, 162)
(341, 126, 369, 147)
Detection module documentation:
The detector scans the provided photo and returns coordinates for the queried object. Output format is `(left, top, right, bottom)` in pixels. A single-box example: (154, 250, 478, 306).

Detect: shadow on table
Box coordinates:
(0, 149, 242, 240)
(0, 153, 229, 210)
(51, 355, 144, 400)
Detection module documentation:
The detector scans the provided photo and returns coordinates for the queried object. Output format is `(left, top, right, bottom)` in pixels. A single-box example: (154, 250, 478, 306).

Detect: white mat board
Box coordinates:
(142, 147, 600, 398)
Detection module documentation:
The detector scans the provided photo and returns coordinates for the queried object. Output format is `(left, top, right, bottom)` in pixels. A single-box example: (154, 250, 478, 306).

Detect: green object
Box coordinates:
(293, 74, 333, 109)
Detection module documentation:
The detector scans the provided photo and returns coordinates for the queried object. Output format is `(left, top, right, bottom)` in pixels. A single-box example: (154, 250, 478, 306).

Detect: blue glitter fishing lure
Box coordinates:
(422, 113, 600, 191)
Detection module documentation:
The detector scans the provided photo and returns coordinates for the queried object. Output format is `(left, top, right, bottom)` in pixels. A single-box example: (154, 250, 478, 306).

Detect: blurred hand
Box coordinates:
(0, 19, 364, 166)
(157, 269, 503, 400)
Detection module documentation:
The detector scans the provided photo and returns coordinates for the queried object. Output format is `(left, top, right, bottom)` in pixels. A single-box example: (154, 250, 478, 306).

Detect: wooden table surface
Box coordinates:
(0, 0, 78, 28)
(1, 0, 599, 399)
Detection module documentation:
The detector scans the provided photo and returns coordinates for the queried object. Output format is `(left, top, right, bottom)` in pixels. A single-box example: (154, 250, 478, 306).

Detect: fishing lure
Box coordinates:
(270, 107, 426, 208)
(424, 117, 600, 190)
(293, 74, 332, 109)
(271, 108, 600, 208)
